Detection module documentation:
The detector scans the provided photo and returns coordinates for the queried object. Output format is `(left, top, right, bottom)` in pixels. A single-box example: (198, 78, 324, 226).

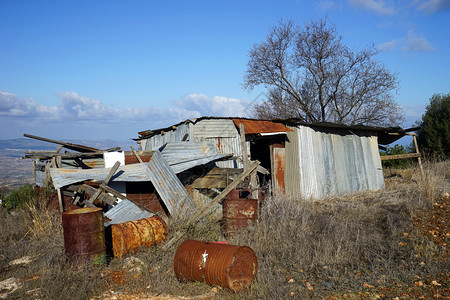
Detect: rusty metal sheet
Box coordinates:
(271, 145, 286, 194)
(232, 119, 292, 135)
(173, 239, 258, 292)
(222, 189, 258, 237)
(111, 215, 168, 258)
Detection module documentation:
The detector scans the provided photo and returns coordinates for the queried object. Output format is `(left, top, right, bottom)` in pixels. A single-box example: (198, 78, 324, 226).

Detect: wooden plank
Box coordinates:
(88, 161, 121, 204)
(23, 133, 100, 152)
(239, 124, 250, 170)
(240, 123, 258, 199)
(130, 146, 144, 163)
(411, 134, 424, 176)
(380, 153, 421, 161)
(103, 161, 121, 185)
(77, 184, 117, 205)
(99, 183, 156, 215)
(24, 151, 105, 159)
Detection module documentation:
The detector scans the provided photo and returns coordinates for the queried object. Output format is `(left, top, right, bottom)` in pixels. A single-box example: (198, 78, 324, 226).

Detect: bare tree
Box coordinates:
(244, 18, 403, 126)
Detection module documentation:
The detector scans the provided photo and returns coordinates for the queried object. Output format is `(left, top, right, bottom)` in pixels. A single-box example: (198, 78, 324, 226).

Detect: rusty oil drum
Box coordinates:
(62, 207, 106, 264)
(173, 239, 258, 292)
(222, 189, 258, 237)
(111, 215, 168, 258)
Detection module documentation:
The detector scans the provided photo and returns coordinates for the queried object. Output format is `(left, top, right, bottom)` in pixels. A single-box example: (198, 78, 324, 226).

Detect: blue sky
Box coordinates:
(0, 0, 449, 142)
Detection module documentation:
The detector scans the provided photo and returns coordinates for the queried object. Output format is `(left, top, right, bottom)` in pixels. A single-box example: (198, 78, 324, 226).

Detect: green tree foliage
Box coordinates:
(380, 144, 414, 168)
(2, 184, 34, 210)
(416, 93, 450, 159)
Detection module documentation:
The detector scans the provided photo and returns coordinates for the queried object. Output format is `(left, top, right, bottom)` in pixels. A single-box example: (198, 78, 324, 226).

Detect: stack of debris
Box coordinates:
(23, 133, 262, 256)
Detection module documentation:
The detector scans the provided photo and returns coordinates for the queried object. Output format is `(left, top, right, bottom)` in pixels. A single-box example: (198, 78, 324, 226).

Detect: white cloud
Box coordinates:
(401, 30, 435, 52)
(0, 90, 251, 139)
(417, 0, 450, 14)
(316, 1, 341, 12)
(173, 93, 251, 118)
(402, 104, 426, 127)
(348, 0, 396, 15)
(0, 90, 62, 118)
(378, 40, 398, 51)
(378, 30, 435, 52)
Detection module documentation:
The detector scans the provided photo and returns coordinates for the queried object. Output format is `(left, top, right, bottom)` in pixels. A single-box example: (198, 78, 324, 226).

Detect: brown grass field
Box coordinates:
(0, 160, 449, 299)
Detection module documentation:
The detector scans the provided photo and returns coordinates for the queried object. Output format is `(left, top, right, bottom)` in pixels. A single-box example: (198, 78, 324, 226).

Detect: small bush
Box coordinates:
(380, 144, 414, 168)
(2, 184, 34, 210)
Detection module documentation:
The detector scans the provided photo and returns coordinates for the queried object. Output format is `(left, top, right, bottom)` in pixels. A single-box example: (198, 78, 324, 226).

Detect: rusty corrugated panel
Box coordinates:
(62, 207, 106, 264)
(111, 215, 167, 258)
(173, 239, 258, 292)
(222, 189, 258, 237)
(271, 144, 286, 194)
(232, 119, 292, 134)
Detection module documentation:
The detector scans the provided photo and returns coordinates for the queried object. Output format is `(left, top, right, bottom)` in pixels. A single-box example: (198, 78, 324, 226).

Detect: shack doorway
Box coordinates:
(250, 135, 286, 194)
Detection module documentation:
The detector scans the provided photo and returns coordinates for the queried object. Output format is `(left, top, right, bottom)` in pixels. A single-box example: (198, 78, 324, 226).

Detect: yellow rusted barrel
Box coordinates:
(62, 207, 106, 264)
(174, 239, 258, 292)
(111, 215, 168, 258)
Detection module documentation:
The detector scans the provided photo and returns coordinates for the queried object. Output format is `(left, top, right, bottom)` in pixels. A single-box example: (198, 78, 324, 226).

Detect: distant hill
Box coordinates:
(0, 137, 138, 191)
(0, 138, 136, 152)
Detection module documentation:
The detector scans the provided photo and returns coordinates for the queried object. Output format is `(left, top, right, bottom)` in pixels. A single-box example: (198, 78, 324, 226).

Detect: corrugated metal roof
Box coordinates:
(104, 199, 154, 226)
(232, 119, 292, 134)
(140, 122, 191, 150)
(49, 163, 152, 189)
(49, 150, 195, 215)
(193, 119, 237, 138)
(159, 142, 230, 173)
(281, 119, 419, 145)
(146, 150, 195, 215)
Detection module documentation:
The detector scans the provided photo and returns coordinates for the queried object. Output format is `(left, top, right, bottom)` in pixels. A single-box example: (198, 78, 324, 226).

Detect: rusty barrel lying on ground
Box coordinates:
(111, 215, 168, 258)
(222, 189, 258, 237)
(173, 239, 258, 292)
(62, 207, 106, 264)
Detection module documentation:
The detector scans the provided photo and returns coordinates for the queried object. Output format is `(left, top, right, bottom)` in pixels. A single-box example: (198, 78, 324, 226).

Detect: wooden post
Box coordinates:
(130, 146, 144, 163)
(407, 132, 424, 176)
(239, 124, 258, 199)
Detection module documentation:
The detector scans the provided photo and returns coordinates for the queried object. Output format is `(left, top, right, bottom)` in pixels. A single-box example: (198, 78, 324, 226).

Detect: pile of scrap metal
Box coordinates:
(23, 133, 262, 258)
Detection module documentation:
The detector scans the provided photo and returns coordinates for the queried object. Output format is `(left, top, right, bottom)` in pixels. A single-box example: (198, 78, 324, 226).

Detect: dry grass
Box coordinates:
(0, 160, 448, 299)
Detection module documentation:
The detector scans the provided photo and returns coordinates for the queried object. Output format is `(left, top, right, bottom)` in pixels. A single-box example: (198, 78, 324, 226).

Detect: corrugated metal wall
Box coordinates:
(285, 125, 384, 199)
(140, 122, 191, 151)
(193, 119, 245, 168)
(141, 119, 246, 169)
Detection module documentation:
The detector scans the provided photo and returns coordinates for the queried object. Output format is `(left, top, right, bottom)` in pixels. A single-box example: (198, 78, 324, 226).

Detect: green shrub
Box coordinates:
(2, 184, 34, 210)
(380, 144, 414, 168)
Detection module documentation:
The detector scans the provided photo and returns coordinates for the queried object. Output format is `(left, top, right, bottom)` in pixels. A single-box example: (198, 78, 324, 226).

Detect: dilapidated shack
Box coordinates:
(136, 117, 415, 199)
